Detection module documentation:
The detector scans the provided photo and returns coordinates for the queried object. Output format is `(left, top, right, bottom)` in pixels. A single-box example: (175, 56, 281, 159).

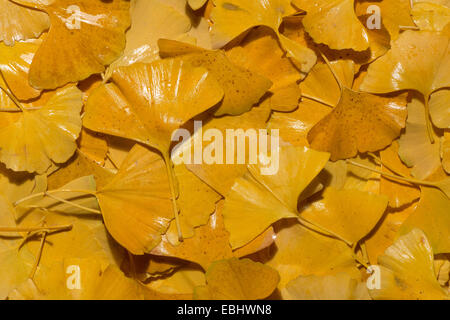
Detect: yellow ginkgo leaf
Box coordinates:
(0, 0, 49, 46)
(152, 203, 234, 270)
(188, 0, 208, 10)
(210, 0, 294, 48)
(77, 129, 108, 166)
(184, 102, 272, 196)
(370, 229, 449, 300)
(85, 59, 224, 241)
(194, 258, 279, 300)
(307, 88, 408, 161)
(223, 144, 330, 249)
(106, 0, 191, 76)
(145, 267, 206, 295)
(261, 220, 358, 288)
(0, 163, 44, 203)
(442, 132, 450, 173)
(398, 187, 450, 254)
(364, 0, 415, 40)
(0, 195, 35, 299)
(84, 59, 224, 156)
(361, 30, 450, 97)
(47, 152, 114, 191)
(163, 163, 221, 245)
(429, 89, 450, 129)
(85, 265, 145, 300)
(210, 0, 316, 73)
(364, 204, 415, 265)
(16, 175, 100, 219)
(14, 0, 130, 89)
(283, 272, 369, 300)
(158, 40, 273, 116)
(399, 97, 442, 179)
(0, 86, 83, 174)
(268, 99, 331, 148)
(96, 144, 173, 255)
(292, 0, 369, 51)
(301, 187, 388, 244)
(412, 1, 450, 32)
(361, 30, 450, 140)
(0, 39, 41, 101)
(226, 27, 303, 112)
(300, 61, 355, 108)
(354, 3, 391, 62)
(380, 142, 421, 208)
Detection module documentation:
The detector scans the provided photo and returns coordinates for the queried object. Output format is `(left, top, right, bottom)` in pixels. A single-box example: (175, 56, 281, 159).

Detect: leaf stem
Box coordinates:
(29, 231, 47, 279)
(0, 69, 26, 112)
(298, 216, 352, 246)
(424, 94, 435, 144)
(319, 51, 344, 92)
(44, 193, 101, 214)
(347, 160, 437, 188)
(163, 153, 183, 242)
(14, 189, 98, 207)
(302, 94, 335, 108)
(0, 224, 72, 233)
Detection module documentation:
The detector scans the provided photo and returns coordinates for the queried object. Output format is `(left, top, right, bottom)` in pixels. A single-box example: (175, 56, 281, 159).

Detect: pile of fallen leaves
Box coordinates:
(0, 0, 449, 300)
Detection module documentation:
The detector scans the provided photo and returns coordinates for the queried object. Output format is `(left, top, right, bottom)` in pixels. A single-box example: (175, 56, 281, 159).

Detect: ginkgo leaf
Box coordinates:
(0, 39, 41, 101)
(223, 144, 330, 249)
(14, 0, 131, 89)
(47, 152, 114, 191)
(301, 187, 388, 244)
(0, 0, 49, 46)
(308, 88, 408, 161)
(77, 129, 108, 166)
(369, 229, 449, 300)
(96, 144, 173, 255)
(283, 272, 369, 300)
(106, 0, 192, 76)
(158, 40, 273, 116)
(210, 0, 316, 72)
(361, 30, 450, 97)
(429, 89, 450, 129)
(262, 220, 358, 288)
(0, 195, 35, 299)
(0, 163, 44, 203)
(442, 132, 450, 173)
(84, 58, 224, 155)
(365, 204, 415, 265)
(188, 0, 208, 10)
(152, 204, 234, 270)
(194, 258, 279, 300)
(364, 0, 415, 40)
(300, 61, 355, 108)
(183, 102, 272, 196)
(16, 175, 100, 219)
(226, 27, 303, 112)
(268, 99, 331, 148)
(380, 142, 421, 208)
(210, 0, 294, 48)
(412, 1, 450, 32)
(399, 97, 442, 179)
(292, 0, 369, 51)
(353, 3, 391, 63)
(163, 163, 221, 245)
(0, 86, 83, 174)
(145, 267, 206, 295)
(85, 265, 145, 300)
(398, 187, 450, 254)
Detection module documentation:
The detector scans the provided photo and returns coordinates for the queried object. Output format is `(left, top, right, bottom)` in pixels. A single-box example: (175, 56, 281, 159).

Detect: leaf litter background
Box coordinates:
(0, 0, 448, 300)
